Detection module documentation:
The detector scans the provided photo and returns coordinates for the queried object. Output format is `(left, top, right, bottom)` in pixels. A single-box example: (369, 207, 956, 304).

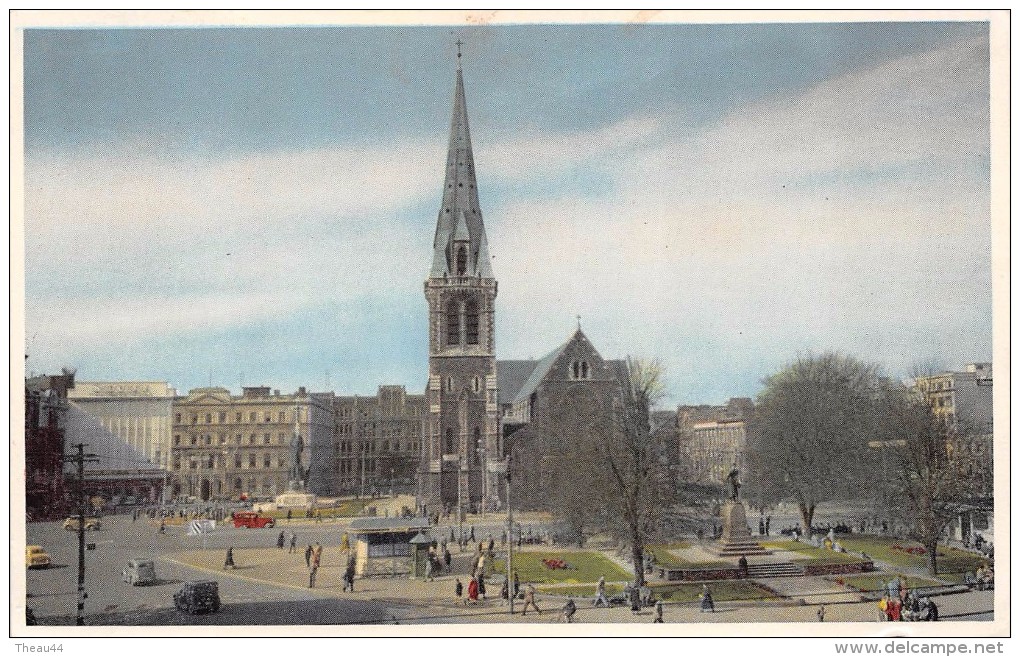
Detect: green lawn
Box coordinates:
(536, 580, 778, 603)
(265, 499, 371, 519)
(833, 573, 946, 594)
(760, 540, 867, 565)
(644, 544, 728, 569)
(837, 537, 989, 576)
(490, 551, 631, 584)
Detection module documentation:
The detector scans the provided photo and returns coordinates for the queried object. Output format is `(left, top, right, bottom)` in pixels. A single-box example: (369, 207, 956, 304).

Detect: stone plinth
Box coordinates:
(275, 491, 317, 510)
(713, 500, 772, 556)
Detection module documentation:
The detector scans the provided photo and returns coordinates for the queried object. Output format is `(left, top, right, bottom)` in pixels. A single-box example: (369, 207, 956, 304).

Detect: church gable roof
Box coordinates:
(508, 328, 621, 405)
(496, 359, 539, 405)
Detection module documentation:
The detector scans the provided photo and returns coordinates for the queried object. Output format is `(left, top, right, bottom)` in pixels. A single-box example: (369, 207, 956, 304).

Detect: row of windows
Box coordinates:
(174, 432, 291, 447)
(174, 453, 287, 470)
(174, 410, 296, 425)
(442, 376, 483, 394)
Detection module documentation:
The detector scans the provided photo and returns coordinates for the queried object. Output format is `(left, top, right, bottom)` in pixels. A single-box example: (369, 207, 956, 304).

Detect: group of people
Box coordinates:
(966, 564, 995, 590)
(876, 576, 939, 622)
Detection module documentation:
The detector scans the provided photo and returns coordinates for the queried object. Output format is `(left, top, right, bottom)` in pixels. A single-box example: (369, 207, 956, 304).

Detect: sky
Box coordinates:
(21, 19, 994, 407)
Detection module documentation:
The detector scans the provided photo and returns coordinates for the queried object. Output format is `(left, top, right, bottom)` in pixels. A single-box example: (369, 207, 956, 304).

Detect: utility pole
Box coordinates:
(65, 443, 98, 626)
(505, 454, 514, 615)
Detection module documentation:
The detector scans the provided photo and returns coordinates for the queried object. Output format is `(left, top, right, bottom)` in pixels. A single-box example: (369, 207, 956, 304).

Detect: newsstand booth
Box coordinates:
(347, 517, 433, 577)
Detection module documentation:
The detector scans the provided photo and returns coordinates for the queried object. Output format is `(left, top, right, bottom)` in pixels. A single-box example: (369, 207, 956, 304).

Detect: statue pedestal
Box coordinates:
(275, 490, 317, 510)
(712, 500, 771, 556)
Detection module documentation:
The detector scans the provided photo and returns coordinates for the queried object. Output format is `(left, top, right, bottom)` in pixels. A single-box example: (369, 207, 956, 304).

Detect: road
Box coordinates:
(25, 513, 393, 625)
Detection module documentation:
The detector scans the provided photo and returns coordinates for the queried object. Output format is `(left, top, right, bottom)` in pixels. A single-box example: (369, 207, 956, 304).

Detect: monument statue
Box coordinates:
(725, 466, 741, 501)
(289, 432, 305, 486)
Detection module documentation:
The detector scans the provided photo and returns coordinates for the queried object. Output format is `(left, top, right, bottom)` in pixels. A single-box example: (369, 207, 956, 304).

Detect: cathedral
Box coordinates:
(417, 54, 630, 514)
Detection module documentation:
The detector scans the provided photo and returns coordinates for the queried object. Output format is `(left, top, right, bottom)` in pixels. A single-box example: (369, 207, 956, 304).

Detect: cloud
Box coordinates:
(22, 35, 992, 405)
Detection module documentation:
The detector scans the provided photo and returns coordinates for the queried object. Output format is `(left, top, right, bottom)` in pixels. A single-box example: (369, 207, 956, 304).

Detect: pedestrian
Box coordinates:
(455, 578, 464, 604)
(521, 583, 540, 616)
(653, 599, 664, 623)
(277, 531, 285, 549)
(477, 572, 486, 599)
(699, 584, 715, 613)
(425, 555, 434, 582)
(765, 516, 771, 536)
(286, 508, 292, 523)
(289, 533, 297, 553)
(513, 571, 520, 600)
(594, 576, 610, 608)
(500, 578, 509, 605)
(344, 557, 356, 592)
(487, 535, 494, 555)
(759, 518, 765, 536)
(470, 525, 476, 543)
(738, 554, 749, 578)
(561, 598, 577, 623)
(314, 542, 323, 563)
(877, 595, 889, 622)
(817, 605, 826, 622)
(341, 532, 350, 552)
(223, 546, 235, 570)
(629, 583, 641, 615)
(309, 549, 321, 588)
(444, 547, 452, 571)
(305, 544, 313, 568)
(467, 576, 479, 604)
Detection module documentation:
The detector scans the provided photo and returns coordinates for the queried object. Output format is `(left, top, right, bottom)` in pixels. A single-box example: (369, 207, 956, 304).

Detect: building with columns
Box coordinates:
(169, 386, 334, 501)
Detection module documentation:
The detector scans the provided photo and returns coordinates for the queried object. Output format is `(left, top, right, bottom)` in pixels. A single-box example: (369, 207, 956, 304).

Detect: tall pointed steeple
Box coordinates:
(430, 58, 494, 279)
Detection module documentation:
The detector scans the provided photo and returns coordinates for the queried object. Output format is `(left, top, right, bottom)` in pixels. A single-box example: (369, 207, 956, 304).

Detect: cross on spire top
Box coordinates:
(456, 39, 463, 68)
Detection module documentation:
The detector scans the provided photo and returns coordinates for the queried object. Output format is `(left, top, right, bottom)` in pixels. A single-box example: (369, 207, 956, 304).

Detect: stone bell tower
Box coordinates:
(419, 46, 500, 517)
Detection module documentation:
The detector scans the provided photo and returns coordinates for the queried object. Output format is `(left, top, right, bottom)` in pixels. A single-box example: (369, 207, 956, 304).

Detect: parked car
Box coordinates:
(122, 558, 157, 585)
(26, 545, 51, 569)
(63, 516, 102, 531)
(230, 511, 275, 529)
(173, 580, 220, 614)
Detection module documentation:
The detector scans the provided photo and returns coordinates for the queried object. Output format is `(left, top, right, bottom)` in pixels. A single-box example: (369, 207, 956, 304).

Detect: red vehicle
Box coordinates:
(231, 511, 275, 529)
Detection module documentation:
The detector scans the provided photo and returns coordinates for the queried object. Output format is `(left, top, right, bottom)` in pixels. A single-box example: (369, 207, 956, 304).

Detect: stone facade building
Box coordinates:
(677, 398, 755, 488)
(333, 386, 426, 497)
(416, 61, 631, 515)
(68, 381, 177, 475)
(25, 369, 76, 519)
(169, 386, 334, 501)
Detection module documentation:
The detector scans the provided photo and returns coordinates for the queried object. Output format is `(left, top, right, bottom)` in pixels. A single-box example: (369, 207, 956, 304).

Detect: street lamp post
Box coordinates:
(505, 454, 514, 615)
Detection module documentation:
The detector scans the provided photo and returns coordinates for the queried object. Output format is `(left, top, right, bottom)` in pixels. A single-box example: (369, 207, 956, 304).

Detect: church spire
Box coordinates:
(430, 48, 494, 279)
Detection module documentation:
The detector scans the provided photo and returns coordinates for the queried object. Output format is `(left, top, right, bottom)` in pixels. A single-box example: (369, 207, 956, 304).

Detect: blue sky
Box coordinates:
(21, 19, 993, 406)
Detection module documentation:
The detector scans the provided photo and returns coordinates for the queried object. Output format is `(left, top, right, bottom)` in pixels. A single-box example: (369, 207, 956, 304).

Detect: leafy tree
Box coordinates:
(746, 353, 882, 532)
(880, 388, 990, 576)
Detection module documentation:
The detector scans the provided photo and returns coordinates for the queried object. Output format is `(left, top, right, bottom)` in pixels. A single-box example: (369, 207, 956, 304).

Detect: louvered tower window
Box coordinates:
(465, 299, 479, 345)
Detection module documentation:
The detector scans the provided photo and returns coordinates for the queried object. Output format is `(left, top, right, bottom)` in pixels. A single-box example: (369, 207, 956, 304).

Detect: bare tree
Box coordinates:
(746, 353, 882, 532)
(880, 388, 990, 576)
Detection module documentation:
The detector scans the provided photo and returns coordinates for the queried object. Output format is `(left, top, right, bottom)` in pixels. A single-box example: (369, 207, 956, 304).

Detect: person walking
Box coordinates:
(738, 554, 749, 578)
(629, 583, 641, 615)
(699, 584, 715, 613)
(477, 572, 487, 599)
(467, 576, 479, 604)
(561, 598, 577, 623)
(521, 583, 540, 616)
(309, 549, 321, 588)
(470, 525, 476, 543)
(425, 555, 434, 582)
(653, 599, 664, 623)
(343, 557, 356, 593)
(594, 576, 610, 608)
(500, 578, 509, 606)
(289, 533, 297, 554)
(286, 508, 292, 523)
(817, 605, 826, 622)
(223, 546, 235, 570)
(304, 544, 313, 569)
(444, 547, 452, 572)
(277, 531, 285, 549)
(454, 578, 464, 604)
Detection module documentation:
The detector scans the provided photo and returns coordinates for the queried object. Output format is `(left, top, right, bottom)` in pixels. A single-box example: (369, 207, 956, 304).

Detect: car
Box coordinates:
(63, 516, 102, 531)
(173, 580, 220, 614)
(122, 558, 157, 585)
(26, 545, 51, 569)
(230, 511, 275, 529)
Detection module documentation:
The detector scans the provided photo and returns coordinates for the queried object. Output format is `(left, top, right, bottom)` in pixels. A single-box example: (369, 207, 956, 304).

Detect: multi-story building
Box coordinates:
(677, 398, 755, 488)
(913, 363, 993, 541)
(333, 386, 426, 497)
(25, 369, 76, 519)
(68, 381, 177, 475)
(169, 386, 334, 501)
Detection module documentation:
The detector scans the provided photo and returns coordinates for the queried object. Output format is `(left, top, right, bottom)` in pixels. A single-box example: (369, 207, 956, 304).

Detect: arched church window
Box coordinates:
(465, 299, 479, 345)
(572, 361, 580, 379)
(445, 428, 455, 454)
(581, 361, 590, 379)
(446, 299, 460, 345)
(456, 246, 468, 275)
